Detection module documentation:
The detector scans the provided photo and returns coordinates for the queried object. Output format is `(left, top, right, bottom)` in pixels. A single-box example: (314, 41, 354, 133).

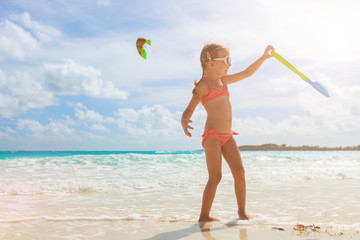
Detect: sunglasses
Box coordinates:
(213, 56, 232, 65)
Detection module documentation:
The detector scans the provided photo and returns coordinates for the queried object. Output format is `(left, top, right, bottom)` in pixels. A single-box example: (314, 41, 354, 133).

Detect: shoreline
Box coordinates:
(2, 219, 359, 240)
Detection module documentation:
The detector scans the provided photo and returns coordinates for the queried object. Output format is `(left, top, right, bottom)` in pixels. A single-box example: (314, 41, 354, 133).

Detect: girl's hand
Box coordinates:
(181, 119, 193, 137)
(263, 45, 274, 59)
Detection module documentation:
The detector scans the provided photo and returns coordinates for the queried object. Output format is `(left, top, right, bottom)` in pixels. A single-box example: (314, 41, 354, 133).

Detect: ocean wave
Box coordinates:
(1, 152, 360, 196)
(0, 182, 95, 195)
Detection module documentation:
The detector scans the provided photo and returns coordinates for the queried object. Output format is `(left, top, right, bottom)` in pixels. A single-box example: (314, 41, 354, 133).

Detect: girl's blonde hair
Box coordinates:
(194, 42, 229, 85)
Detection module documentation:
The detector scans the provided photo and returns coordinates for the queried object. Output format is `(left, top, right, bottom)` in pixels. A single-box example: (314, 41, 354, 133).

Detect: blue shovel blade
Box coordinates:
(305, 78, 330, 97)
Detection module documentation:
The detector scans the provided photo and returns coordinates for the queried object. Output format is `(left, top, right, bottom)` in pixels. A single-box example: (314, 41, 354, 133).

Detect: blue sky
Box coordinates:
(1, 0, 360, 150)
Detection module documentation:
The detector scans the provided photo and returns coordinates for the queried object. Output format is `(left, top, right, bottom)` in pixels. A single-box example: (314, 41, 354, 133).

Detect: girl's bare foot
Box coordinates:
(198, 216, 220, 222)
(238, 211, 251, 220)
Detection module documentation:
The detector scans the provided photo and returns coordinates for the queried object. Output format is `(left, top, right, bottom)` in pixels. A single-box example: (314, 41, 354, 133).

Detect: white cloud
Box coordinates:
(74, 103, 104, 122)
(90, 123, 108, 131)
(73, 103, 115, 127)
(0, 19, 38, 61)
(0, 69, 55, 118)
(0, 127, 15, 138)
(17, 119, 45, 132)
(116, 105, 180, 136)
(17, 119, 74, 139)
(43, 59, 129, 99)
(0, 12, 61, 61)
(116, 108, 139, 122)
(9, 12, 61, 44)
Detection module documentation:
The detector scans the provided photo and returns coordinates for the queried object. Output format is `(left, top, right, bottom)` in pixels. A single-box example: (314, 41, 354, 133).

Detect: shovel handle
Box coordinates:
(271, 50, 308, 81)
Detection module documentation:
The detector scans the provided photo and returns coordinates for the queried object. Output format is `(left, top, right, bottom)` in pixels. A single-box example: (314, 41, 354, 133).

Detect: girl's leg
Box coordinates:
(199, 136, 222, 222)
(222, 137, 250, 220)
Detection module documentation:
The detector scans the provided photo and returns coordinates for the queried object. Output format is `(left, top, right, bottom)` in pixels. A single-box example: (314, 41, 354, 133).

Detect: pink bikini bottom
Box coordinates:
(202, 130, 239, 148)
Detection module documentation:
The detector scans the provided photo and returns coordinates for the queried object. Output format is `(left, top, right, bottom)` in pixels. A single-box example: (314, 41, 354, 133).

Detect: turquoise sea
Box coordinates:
(0, 150, 198, 160)
(1, 150, 360, 239)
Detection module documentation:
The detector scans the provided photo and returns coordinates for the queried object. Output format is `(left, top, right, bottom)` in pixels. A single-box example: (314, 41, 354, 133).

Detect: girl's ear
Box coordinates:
(207, 60, 214, 68)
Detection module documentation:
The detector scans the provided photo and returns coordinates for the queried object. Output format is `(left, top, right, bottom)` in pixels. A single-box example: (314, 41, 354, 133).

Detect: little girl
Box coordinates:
(181, 43, 274, 222)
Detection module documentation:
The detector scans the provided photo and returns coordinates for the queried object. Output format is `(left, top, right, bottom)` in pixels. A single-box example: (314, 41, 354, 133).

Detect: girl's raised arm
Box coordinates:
(225, 45, 274, 85)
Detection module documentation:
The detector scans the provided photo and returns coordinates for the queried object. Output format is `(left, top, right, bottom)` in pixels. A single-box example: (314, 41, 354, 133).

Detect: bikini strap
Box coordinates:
(203, 75, 211, 88)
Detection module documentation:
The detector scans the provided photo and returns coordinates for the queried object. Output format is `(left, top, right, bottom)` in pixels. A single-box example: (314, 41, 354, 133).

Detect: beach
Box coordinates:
(1, 151, 360, 239)
(4, 220, 356, 240)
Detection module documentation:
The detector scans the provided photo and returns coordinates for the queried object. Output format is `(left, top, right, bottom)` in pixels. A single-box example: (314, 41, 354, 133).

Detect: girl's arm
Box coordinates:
(225, 45, 274, 85)
(181, 83, 206, 137)
(181, 95, 200, 137)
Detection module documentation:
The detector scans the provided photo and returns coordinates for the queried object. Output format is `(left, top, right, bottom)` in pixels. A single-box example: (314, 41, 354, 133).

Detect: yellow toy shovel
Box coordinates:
(271, 51, 330, 97)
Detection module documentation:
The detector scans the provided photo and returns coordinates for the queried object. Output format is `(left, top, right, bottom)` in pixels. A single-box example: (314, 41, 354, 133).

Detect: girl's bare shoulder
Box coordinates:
(192, 80, 208, 99)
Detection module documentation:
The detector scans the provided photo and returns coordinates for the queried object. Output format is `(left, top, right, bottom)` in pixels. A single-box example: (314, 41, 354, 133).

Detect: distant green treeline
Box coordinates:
(238, 144, 360, 151)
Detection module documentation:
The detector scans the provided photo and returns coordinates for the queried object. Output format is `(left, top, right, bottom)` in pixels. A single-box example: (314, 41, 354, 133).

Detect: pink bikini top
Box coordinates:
(201, 76, 229, 106)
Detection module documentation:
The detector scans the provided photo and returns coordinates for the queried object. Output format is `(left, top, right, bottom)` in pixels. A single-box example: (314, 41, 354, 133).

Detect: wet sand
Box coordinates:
(1, 219, 360, 240)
